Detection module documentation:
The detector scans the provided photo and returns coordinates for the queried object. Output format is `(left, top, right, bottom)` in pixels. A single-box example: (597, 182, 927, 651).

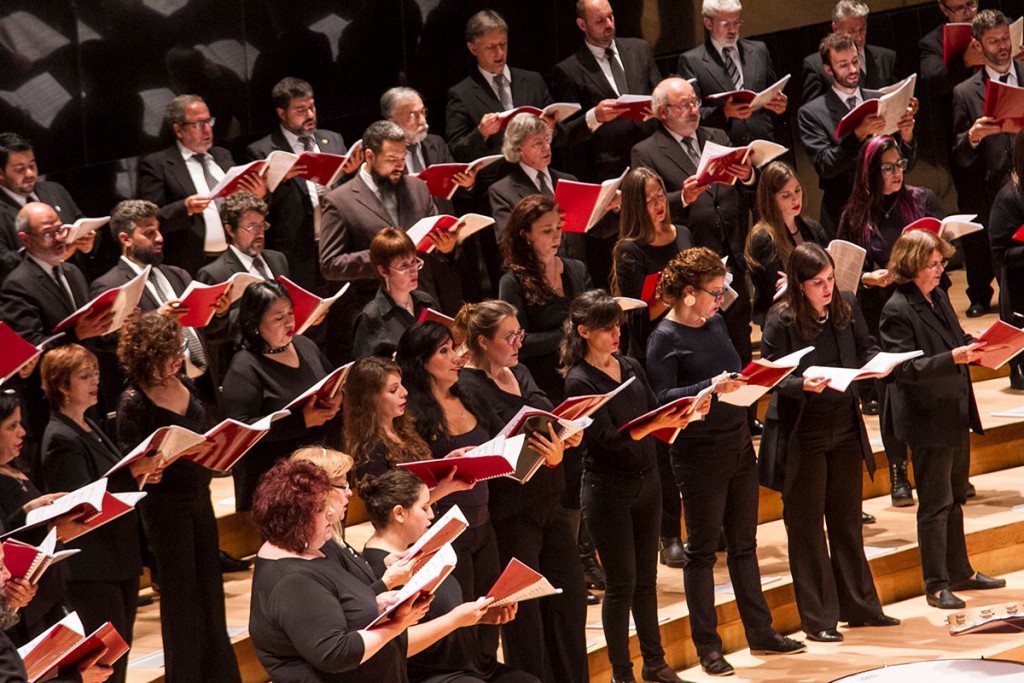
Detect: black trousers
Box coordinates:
(67, 577, 140, 683)
(450, 517, 502, 661)
(783, 413, 883, 633)
(672, 436, 775, 656)
(672, 436, 774, 656)
(583, 469, 666, 679)
(961, 228, 995, 308)
(721, 275, 753, 366)
(490, 495, 588, 683)
(656, 440, 683, 539)
(910, 433, 975, 594)
(139, 490, 241, 683)
(418, 665, 541, 683)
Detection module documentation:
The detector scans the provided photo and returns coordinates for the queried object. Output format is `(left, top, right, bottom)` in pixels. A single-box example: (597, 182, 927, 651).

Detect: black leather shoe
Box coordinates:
(966, 482, 977, 499)
(611, 675, 637, 683)
(847, 614, 901, 627)
(861, 511, 876, 524)
(1011, 365, 1024, 390)
(641, 663, 686, 682)
(749, 634, 806, 655)
(748, 418, 764, 436)
(219, 550, 252, 573)
(890, 462, 914, 507)
(660, 537, 686, 568)
(861, 399, 880, 415)
(583, 557, 607, 590)
(699, 652, 734, 677)
(966, 303, 987, 318)
(950, 572, 1006, 591)
(926, 589, 966, 609)
(586, 590, 601, 605)
(805, 629, 843, 642)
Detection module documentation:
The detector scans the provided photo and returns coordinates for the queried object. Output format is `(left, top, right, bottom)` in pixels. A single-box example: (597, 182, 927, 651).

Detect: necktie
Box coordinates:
(379, 185, 400, 226)
(1000, 72, 1011, 84)
(150, 272, 207, 372)
(723, 46, 742, 89)
(194, 153, 219, 196)
(682, 137, 701, 167)
(299, 135, 314, 152)
(408, 143, 425, 173)
(493, 73, 513, 110)
(536, 171, 552, 196)
(605, 47, 628, 95)
(51, 265, 73, 309)
(252, 256, 271, 279)
(846, 96, 858, 111)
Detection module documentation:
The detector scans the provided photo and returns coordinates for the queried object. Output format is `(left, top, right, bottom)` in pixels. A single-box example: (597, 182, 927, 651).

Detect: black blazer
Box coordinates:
(800, 44, 898, 103)
(919, 22, 977, 97)
(0, 258, 89, 345)
(631, 125, 750, 269)
(40, 413, 142, 582)
(879, 282, 982, 448)
(245, 128, 347, 291)
(196, 247, 289, 285)
(0, 181, 81, 283)
(797, 87, 917, 237)
(90, 259, 192, 310)
(984, 179, 1024, 317)
(552, 37, 662, 181)
(677, 37, 779, 145)
(352, 287, 436, 359)
(758, 292, 875, 492)
(136, 144, 234, 275)
(413, 133, 461, 215)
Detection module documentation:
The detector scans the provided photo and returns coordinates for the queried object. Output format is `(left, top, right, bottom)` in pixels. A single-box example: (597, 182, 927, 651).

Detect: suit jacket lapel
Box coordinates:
(165, 148, 198, 196)
(657, 127, 695, 176)
(576, 45, 618, 99)
(824, 90, 850, 130)
(269, 128, 291, 153)
(469, 70, 503, 112)
(702, 40, 735, 93)
(908, 288, 958, 348)
(122, 260, 161, 309)
(351, 177, 395, 226)
(739, 41, 759, 90)
(29, 260, 74, 315)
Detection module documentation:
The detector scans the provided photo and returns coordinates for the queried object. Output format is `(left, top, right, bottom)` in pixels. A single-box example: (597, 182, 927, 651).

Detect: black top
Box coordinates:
(615, 227, 694, 362)
(363, 547, 495, 681)
(0, 631, 26, 683)
(353, 287, 437, 359)
(497, 257, 592, 403)
(115, 380, 212, 497)
(249, 540, 408, 682)
(646, 314, 748, 452)
(563, 355, 658, 476)
(40, 413, 142, 582)
(987, 180, 1024, 315)
(457, 364, 563, 519)
(746, 217, 827, 325)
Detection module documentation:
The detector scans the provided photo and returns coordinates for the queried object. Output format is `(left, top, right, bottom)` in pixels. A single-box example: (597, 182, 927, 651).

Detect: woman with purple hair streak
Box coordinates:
(837, 135, 943, 509)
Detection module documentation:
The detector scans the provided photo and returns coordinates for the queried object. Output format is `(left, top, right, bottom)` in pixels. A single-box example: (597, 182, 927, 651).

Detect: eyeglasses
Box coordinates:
(405, 108, 428, 122)
(699, 287, 728, 302)
(713, 19, 743, 29)
(926, 259, 949, 272)
(880, 159, 908, 176)
(390, 257, 424, 274)
(238, 221, 270, 234)
(503, 329, 527, 346)
(942, 0, 977, 15)
(180, 117, 216, 130)
(645, 188, 666, 205)
(25, 226, 69, 243)
(666, 98, 702, 114)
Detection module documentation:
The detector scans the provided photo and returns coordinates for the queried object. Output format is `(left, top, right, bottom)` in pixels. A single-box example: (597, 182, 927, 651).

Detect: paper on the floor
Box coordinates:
(714, 575, 781, 594)
(863, 545, 899, 560)
(992, 406, 1024, 417)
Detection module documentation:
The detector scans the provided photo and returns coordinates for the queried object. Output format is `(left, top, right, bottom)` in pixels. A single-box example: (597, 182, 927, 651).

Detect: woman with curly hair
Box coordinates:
(498, 194, 592, 403)
(646, 248, 805, 677)
(115, 312, 241, 683)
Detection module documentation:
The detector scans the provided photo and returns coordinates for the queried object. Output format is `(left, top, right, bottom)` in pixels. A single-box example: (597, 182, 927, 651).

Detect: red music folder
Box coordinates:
(277, 276, 349, 335)
(943, 22, 974, 66)
(982, 79, 1024, 133)
(553, 167, 628, 234)
(972, 320, 1024, 369)
(413, 155, 502, 199)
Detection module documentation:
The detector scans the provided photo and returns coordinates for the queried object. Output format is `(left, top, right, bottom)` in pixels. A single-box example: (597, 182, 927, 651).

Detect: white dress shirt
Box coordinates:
(280, 125, 324, 239)
(176, 141, 227, 253)
(710, 38, 744, 89)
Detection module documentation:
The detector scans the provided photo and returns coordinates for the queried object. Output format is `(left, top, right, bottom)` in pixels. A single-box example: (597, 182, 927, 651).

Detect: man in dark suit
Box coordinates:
(320, 120, 459, 363)
(678, 0, 788, 146)
(137, 95, 266, 276)
(953, 10, 1020, 322)
(801, 0, 899, 103)
(552, 0, 662, 182)
(919, 0, 981, 100)
(631, 76, 755, 365)
(0, 132, 104, 284)
(244, 78, 356, 292)
(798, 32, 918, 239)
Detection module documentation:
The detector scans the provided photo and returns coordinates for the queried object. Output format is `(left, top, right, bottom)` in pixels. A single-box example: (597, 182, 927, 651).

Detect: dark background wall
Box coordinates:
(0, 0, 1021, 216)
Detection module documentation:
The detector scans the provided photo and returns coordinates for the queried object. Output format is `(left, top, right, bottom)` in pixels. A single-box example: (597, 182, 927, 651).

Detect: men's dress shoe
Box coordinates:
(659, 537, 686, 568)
(748, 418, 764, 436)
(861, 511, 876, 524)
(890, 462, 914, 507)
(966, 303, 987, 318)
(610, 675, 637, 683)
(805, 629, 843, 643)
(846, 614, 901, 627)
(586, 590, 601, 606)
(219, 550, 252, 573)
(1011, 365, 1024, 390)
(861, 399, 880, 416)
(699, 652, 734, 677)
(950, 572, 1006, 591)
(926, 589, 966, 609)
(641, 662, 687, 682)
(583, 558, 607, 590)
(749, 634, 806, 655)
(966, 482, 977, 499)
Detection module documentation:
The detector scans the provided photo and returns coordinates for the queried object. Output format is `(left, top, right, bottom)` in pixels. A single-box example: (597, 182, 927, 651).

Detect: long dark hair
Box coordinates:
(611, 168, 671, 294)
(501, 194, 561, 306)
(560, 290, 623, 375)
(238, 280, 293, 352)
(777, 243, 852, 341)
(395, 321, 490, 444)
(744, 161, 801, 272)
(837, 136, 925, 252)
(0, 391, 19, 424)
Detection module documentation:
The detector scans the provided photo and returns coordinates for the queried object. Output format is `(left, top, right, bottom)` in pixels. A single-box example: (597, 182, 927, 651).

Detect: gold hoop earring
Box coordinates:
(683, 294, 697, 307)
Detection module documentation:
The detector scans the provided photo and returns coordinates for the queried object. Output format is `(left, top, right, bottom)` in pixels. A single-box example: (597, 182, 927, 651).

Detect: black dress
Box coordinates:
(249, 540, 408, 682)
(116, 381, 241, 683)
(221, 334, 338, 512)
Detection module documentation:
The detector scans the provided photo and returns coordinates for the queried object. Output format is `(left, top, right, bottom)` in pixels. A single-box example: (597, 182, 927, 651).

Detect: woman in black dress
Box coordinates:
(249, 459, 430, 682)
(455, 300, 587, 683)
(353, 228, 439, 358)
(39, 344, 150, 683)
(744, 161, 828, 327)
(116, 312, 241, 683)
(562, 290, 695, 683)
(760, 244, 898, 642)
(879, 230, 1005, 609)
(221, 280, 341, 515)
(837, 135, 943, 506)
(646, 248, 805, 677)
(360, 469, 535, 683)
